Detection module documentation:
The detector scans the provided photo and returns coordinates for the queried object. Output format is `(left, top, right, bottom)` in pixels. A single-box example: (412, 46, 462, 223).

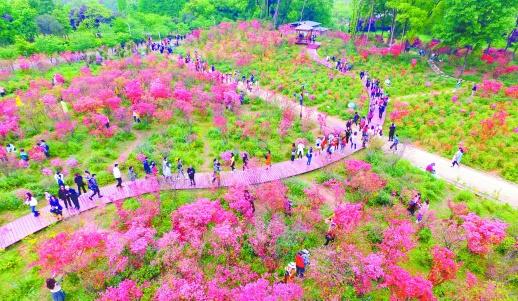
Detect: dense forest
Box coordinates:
(0, 0, 516, 59)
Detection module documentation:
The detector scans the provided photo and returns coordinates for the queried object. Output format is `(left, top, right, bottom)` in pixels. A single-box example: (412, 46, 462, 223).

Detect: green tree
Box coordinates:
(29, 0, 54, 15)
(36, 14, 64, 35)
(434, 0, 518, 76)
(138, 0, 187, 17)
(0, 0, 38, 44)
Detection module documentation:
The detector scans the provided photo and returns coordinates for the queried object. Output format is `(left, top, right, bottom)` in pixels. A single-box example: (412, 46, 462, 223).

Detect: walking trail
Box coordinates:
(306, 48, 518, 207)
(0, 71, 384, 248)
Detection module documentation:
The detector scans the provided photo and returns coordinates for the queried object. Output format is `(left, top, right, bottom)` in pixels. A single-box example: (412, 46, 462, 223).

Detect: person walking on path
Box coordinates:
(324, 218, 337, 246)
(113, 163, 122, 188)
(67, 186, 80, 210)
(389, 135, 399, 151)
(265, 150, 271, 170)
(87, 174, 103, 200)
(471, 84, 477, 97)
(212, 160, 222, 187)
(151, 161, 158, 176)
(296, 141, 305, 159)
(388, 123, 396, 142)
(290, 143, 296, 162)
(306, 147, 313, 165)
(295, 251, 306, 278)
(353, 112, 360, 126)
(46, 277, 65, 301)
(177, 158, 185, 179)
(25, 192, 40, 217)
(242, 153, 249, 170)
(451, 148, 464, 167)
(54, 170, 65, 186)
(48, 194, 63, 220)
(58, 185, 72, 210)
(128, 166, 138, 181)
(162, 158, 172, 182)
(187, 166, 196, 186)
(426, 163, 436, 174)
(74, 173, 87, 195)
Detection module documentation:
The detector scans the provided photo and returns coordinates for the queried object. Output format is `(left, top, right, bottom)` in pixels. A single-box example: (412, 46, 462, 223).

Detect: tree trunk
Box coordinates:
(389, 9, 397, 45)
(366, 1, 374, 35)
(299, 0, 307, 22)
(459, 48, 470, 78)
(273, 0, 281, 28)
(402, 20, 408, 38)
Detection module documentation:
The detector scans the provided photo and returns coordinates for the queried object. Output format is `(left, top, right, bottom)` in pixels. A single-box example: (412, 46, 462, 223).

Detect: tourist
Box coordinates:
(230, 152, 236, 171)
(54, 170, 65, 186)
(290, 143, 296, 162)
(25, 192, 39, 217)
(128, 166, 138, 181)
(451, 148, 464, 167)
(132, 111, 141, 123)
(212, 160, 221, 187)
(19, 148, 29, 161)
(407, 192, 421, 216)
(242, 153, 249, 170)
(244, 189, 255, 213)
(177, 158, 185, 179)
(113, 163, 122, 188)
(367, 109, 374, 124)
(353, 112, 360, 125)
(455, 79, 462, 89)
(265, 150, 271, 170)
(46, 277, 65, 301)
(6, 143, 16, 153)
(295, 251, 306, 278)
(49, 194, 63, 220)
(0, 86, 5, 97)
(283, 262, 297, 283)
(58, 185, 72, 210)
(162, 158, 172, 182)
(378, 104, 385, 119)
(416, 199, 430, 223)
(301, 249, 310, 268)
(74, 173, 87, 195)
(426, 163, 436, 174)
(389, 135, 399, 151)
(67, 186, 80, 210)
(306, 147, 313, 165)
(388, 123, 396, 141)
(143, 157, 151, 175)
(324, 218, 337, 246)
(151, 161, 158, 176)
(384, 78, 391, 87)
(39, 140, 50, 158)
(350, 132, 358, 150)
(296, 141, 305, 159)
(187, 166, 196, 186)
(87, 174, 103, 200)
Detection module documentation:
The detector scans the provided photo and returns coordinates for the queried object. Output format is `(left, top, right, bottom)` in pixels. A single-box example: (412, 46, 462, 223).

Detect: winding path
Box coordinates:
(306, 48, 518, 207)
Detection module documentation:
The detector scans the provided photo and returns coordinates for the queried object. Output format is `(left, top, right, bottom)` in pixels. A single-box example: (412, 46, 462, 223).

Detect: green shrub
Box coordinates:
(418, 227, 432, 244)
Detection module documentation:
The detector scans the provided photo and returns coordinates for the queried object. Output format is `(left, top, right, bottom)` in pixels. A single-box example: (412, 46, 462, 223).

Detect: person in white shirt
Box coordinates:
(6, 143, 16, 153)
(296, 142, 305, 159)
(54, 171, 65, 186)
(113, 163, 122, 188)
(25, 192, 40, 217)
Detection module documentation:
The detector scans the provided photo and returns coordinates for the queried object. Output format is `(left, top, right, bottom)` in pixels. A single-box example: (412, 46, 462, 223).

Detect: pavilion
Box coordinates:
(289, 21, 328, 44)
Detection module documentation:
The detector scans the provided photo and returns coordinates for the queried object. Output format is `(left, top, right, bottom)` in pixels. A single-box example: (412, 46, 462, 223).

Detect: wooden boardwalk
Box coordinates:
(0, 46, 387, 249)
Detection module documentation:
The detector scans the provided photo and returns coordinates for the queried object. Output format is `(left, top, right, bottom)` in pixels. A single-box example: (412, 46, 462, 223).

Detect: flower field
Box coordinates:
(317, 36, 518, 182)
(0, 20, 517, 301)
(180, 23, 367, 120)
(0, 149, 516, 300)
(0, 49, 316, 224)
